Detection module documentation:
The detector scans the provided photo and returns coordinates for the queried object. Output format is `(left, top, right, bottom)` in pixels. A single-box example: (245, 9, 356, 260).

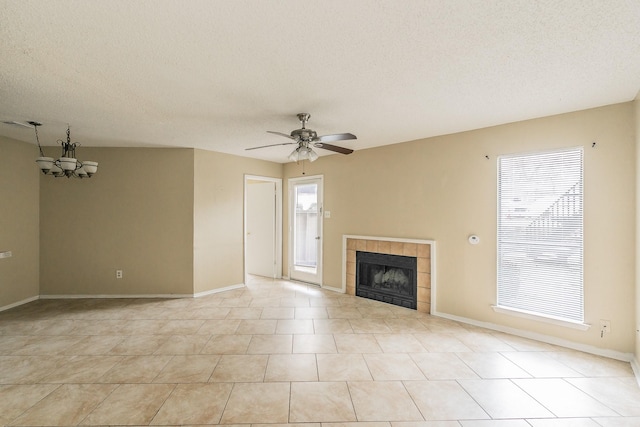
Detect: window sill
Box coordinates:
(492, 305, 591, 331)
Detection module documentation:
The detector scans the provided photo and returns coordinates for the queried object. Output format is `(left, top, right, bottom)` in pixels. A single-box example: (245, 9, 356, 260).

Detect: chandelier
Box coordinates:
(31, 122, 98, 178)
(288, 142, 319, 163)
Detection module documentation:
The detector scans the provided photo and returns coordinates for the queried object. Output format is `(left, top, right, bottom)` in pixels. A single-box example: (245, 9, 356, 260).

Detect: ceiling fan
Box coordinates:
(246, 113, 356, 162)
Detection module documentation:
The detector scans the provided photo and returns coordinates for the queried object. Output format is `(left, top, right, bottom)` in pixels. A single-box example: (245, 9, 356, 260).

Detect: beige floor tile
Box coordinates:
(98, 355, 173, 383)
(12, 335, 85, 355)
(153, 354, 220, 383)
(295, 307, 329, 319)
(0, 384, 59, 425)
(2, 280, 639, 426)
(413, 332, 473, 352)
(10, 383, 117, 426)
(119, 319, 168, 335)
(455, 332, 517, 352)
(290, 381, 357, 422)
(158, 319, 205, 334)
(411, 352, 479, 380)
(566, 377, 640, 416)
(201, 334, 252, 354)
(327, 307, 364, 319)
(0, 355, 69, 384)
(81, 383, 175, 425)
(209, 354, 268, 382)
(220, 382, 290, 424)
(456, 352, 532, 378)
(358, 306, 397, 319)
(459, 379, 554, 419)
(501, 351, 583, 378)
(391, 422, 460, 427)
(261, 307, 295, 319)
(384, 318, 429, 333)
(404, 380, 489, 421)
(42, 355, 123, 383)
(317, 353, 373, 381)
(348, 381, 424, 421)
(63, 335, 124, 355)
(183, 306, 231, 319)
(0, 335, 32, 355)
(226, 307, 264, 319)
(513, 378, 619, 417)
(265, 354, 318, 381)
(69, 319, 127, 335)
(250, 296, 283, 307)
(280, 297, 311, 307)
(334, 333, 383, 353)
(314, 318, 354, 334)
(588, 417, 640, 427)
(236, 319, 277, 334)
(293, 334, 337, 353)
(247, 334, 293, 354)
(364, 353, 425, 380)
(197, 319, 241, 334)
(526, 418, 603, 426)
(153, 334, 210, 354)
(350, 319, 393, 333)
(151, 382, 233, 424)
(546, 351, 634, 377)
(108, 334, 169, 355)
(276, 319, 315, 334)
(374, 333, 427, 352)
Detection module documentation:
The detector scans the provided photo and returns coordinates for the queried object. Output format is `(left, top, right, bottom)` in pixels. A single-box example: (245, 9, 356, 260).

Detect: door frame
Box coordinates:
(288, 174, 323, 286)
(244, 174, 283, 282)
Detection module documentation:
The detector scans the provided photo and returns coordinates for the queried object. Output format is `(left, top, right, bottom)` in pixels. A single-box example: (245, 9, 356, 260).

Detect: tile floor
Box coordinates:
(0, 275, 639, 426)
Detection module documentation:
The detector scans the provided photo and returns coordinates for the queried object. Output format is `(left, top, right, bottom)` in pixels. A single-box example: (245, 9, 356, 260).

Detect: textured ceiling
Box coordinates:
(1, 0, 639, 163)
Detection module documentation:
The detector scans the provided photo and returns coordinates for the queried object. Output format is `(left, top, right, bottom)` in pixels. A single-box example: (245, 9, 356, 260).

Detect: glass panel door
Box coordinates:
(289, 176, 323, 285)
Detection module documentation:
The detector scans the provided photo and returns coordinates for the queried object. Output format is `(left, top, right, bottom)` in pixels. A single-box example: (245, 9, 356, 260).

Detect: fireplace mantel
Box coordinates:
(342, 235, 435, 313)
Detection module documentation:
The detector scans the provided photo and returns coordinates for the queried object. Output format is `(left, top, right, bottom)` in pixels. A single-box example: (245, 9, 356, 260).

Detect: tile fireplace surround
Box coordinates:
(343, 235, 435, 313)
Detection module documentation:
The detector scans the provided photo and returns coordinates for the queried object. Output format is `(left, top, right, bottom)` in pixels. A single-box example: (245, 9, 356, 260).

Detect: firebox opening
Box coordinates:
(356, 251, 417, 309)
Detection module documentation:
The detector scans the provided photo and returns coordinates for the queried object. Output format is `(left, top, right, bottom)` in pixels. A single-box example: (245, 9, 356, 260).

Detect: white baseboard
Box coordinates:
(40, 293, 194, 299)
(0, 295, 39, 313)
(631, 357, 640, 386)
(193, 283, 245, 298)
(433, 310, 634, 363)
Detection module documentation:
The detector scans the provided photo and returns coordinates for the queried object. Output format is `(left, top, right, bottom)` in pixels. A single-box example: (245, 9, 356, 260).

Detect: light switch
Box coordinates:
(324, 210, 331, 219)
(0, 251, 12, 259)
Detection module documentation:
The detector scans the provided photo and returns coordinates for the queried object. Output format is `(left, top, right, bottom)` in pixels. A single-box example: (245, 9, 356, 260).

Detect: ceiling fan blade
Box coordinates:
(314, 133, 357, 143)
(267, 130, 297, 140)
(245, 142, 298, 151)
(313, 142, 354, 155)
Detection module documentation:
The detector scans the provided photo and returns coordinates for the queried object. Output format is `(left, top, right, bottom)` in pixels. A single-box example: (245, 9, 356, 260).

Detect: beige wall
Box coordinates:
(0, 137, 40, 308)
(284, 102, 636, 354)
(40, 147, 195, 295)
(193, 149, 282, 294)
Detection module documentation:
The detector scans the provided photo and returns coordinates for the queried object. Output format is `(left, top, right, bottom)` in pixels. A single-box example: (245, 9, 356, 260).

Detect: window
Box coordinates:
(497, 147, 583, 324)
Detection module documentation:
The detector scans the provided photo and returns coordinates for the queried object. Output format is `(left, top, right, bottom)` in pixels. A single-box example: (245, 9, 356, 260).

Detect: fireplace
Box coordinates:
(344, 236, 434, 313)
(356, 251, 417, 309)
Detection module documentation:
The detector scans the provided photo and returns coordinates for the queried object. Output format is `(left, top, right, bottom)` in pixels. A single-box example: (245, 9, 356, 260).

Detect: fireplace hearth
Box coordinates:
(356, 251, 417, 309)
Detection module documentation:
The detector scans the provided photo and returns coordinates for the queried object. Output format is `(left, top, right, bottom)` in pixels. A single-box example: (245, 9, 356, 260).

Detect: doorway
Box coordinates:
(289, 175, 323, 285)
(244, 175, 282, 281)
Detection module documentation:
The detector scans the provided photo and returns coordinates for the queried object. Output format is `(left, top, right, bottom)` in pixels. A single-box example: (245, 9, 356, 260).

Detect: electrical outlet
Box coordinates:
(116, 270, 123, 279)
(600, 319, 611, 334)
(0, 251, 12, 259)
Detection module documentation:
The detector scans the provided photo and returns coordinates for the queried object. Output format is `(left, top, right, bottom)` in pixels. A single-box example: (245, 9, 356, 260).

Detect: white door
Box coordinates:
(244, 176, 282, 281)
(289, 175, 323, 285)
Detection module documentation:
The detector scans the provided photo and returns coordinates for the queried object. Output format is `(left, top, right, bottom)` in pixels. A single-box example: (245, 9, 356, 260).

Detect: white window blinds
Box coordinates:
(497, 148, 583, 323)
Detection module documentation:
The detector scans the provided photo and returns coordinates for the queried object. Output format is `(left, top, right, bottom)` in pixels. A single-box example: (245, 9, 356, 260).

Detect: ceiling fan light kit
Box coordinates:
(247, 113, 356, 162)
(30, 121, 98, 178)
